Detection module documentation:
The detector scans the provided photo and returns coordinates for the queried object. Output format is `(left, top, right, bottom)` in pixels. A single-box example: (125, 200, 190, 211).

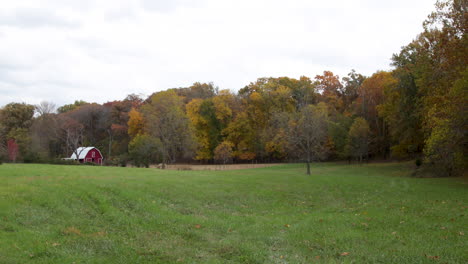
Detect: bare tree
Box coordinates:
(287, 103, 328, 175)
(59, 116, 84, 159)
(35, 101, 56, 116)
(31, 113, 59, 158)
(67, 103, 106, 145)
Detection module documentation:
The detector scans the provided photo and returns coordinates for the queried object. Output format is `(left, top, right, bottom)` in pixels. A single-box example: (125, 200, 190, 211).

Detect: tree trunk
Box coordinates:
(107, 129, 112, 159)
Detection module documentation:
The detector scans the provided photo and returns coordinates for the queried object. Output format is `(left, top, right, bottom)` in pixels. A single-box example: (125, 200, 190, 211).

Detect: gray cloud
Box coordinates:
(0, 8, 80, 29)
(139, 0, 201, 13)
(0, 0, 436, 107)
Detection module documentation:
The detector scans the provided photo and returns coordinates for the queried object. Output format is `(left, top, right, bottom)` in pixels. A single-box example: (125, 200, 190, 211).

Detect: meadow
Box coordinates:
(0, 162, 466, 263)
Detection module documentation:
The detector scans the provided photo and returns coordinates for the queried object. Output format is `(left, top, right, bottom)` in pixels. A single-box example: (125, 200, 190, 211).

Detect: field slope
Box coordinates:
(0, 163, 466, 263)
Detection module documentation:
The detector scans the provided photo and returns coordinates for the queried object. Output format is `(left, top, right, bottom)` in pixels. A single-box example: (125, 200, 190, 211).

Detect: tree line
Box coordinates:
(0, 0, 466, 176)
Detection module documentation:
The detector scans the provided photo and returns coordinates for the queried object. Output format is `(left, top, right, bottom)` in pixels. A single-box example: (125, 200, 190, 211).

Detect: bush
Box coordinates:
(103, 158, 119, 167)
(415, 159, 422, 167)
(128, 134, 162, 168)
(23, 152, 42, 163)
(49, 159, 80, 166)
(103, 154, 129, 167)
(83, 162, 96, 166)
(118, 154, 128, 167)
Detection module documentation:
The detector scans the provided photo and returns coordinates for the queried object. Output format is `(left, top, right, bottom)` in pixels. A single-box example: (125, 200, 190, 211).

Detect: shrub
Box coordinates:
(49, 159, 80, 165)
(415, 159, 422, 167)
(118, 154, 128, 167)
(103, 154, 128, 167)
(128, 134, 162, 168)
(23, 152, 42, 163)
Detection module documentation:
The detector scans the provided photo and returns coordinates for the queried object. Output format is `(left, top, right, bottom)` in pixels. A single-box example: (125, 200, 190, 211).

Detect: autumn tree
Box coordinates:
(188, 82, 218, 100)
(186, 98, 223, 161)
(127, 108, 144, 139)
(287, 76, 318, 109)
(214, 140, 234, 164)
(379, 48, 424, 158)
(57, 100, 88, 114)
(423, 67, 467, 176)
(417, 0, 467, 176)
(388, 0, 467, 175)
(315, 71, 344, 112)
(341, 70, 366, 113)
(142, 90, 195, 163)
(287, 103, 328, 175)
(171, 82, 218, 103)
(265, 111, 290, 160)
(356, 71, 396, 158)
(187, 89, 240, 161)
(103, 95, 142, 158)
(223, 111, 257, 161)
(0, 103, 35, 161)
(0, 103, 35, 133)
(238, 77, 300, 161)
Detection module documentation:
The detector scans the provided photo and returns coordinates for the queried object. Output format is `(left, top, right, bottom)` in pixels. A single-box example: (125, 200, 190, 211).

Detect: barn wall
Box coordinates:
(84, 148, 103, 164)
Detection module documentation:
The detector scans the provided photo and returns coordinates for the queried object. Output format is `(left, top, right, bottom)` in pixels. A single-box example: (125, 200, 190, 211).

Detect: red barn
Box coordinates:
(70, 147, 103, 165)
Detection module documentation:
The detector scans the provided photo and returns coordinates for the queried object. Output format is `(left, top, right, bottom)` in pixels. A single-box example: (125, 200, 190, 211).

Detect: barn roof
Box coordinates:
(70, 147, 100, 160)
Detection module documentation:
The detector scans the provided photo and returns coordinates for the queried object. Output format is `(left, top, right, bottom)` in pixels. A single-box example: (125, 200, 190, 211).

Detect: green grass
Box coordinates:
(0, 162, 466, 263)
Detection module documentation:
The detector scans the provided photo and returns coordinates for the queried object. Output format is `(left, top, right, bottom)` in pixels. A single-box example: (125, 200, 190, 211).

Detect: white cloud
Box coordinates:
(0, 0, 436, 107)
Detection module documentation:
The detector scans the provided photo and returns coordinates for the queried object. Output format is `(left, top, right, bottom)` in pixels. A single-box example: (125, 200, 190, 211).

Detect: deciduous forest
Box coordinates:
(0, 0, 466, 176)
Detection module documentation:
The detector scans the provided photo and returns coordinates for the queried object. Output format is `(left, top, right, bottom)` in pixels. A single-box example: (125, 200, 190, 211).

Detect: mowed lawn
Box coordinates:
(0, 163, 466, 263)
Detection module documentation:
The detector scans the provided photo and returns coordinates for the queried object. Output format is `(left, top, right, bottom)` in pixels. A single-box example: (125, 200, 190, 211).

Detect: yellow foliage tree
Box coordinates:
(127, 108, 144, 139)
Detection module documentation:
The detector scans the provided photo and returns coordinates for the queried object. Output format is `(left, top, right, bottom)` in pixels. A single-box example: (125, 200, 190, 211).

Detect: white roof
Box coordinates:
(70, 147, 99, 160)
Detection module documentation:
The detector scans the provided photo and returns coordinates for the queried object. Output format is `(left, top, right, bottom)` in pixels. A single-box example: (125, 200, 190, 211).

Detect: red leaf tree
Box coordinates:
(7, 139, 18, 162)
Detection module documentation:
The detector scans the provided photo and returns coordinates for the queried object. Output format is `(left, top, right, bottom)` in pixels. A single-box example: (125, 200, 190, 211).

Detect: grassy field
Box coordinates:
(0, 162, 466, 263)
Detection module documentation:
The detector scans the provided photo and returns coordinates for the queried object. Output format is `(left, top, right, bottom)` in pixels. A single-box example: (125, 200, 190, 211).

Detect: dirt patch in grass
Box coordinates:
(159, 164, 279, 171)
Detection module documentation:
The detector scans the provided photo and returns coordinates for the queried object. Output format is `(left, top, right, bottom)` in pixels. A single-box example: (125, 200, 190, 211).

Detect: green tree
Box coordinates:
(57, 100, 89, 114)
(128, 134, 162, 167)
(345, 118, 370, 163)
(0, 103, 35, 161)
(423, 67, 467, 176)
(341, 70, 366, 114)
(381, 45, 425, 159)
(388, 0, 467, 175)
(0, 103, 35, 133)
(142, 90, 195, 163)
(328, 113, 354, 159)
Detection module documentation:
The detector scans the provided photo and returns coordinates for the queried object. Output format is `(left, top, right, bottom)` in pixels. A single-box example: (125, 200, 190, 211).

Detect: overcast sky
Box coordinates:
(0, 0, 436, 107)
